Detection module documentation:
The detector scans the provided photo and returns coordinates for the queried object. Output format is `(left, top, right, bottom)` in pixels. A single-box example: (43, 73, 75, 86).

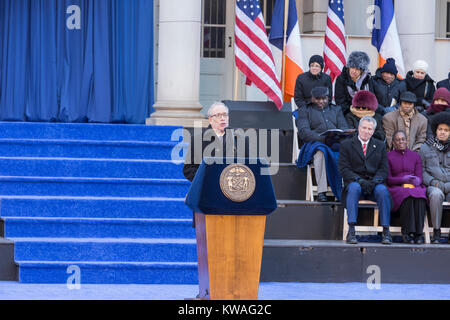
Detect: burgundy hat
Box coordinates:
(433, 87, 450, 105)
(352, 90, 378, 111)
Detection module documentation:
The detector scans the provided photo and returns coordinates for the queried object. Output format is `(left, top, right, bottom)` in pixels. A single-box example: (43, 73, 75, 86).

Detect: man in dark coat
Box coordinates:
(372, 58, 406, 113)
(437, 72, 450, 91)
(294, 55, 332, 108)
(297, 86, 350, 202)
(339, 115, 392, 244)
(183, 102, 236, 181)
(335, 51, 375, 117)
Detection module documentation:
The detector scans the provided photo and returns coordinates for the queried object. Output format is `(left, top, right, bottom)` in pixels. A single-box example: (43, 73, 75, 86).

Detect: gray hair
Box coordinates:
(207, 101, 229, 117)
(359, 115, 377, 129)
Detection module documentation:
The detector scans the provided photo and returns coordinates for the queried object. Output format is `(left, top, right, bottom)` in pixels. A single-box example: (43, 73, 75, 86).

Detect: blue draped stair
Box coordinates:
(0, 122, 197, 284)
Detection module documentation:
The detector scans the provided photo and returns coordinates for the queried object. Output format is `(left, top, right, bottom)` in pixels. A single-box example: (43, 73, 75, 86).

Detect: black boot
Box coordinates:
(317, 192, 328, 202)
(382, 228, 392, 245)
(402, 233, 414, 244)
(414, 234, 424, 244)
(432, 229, 441, 244)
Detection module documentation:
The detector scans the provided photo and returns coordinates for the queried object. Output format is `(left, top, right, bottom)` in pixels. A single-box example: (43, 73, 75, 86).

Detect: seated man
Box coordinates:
(297, 86, 351, 202)
(419, 112, 450, 243)
(339, 116, 392, 244)
(383, 91, 428, 152)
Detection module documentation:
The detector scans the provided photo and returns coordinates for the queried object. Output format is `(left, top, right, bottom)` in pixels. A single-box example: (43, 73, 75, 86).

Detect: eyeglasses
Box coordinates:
(210, 113, 229, 119)
(354, 106, 368, 110)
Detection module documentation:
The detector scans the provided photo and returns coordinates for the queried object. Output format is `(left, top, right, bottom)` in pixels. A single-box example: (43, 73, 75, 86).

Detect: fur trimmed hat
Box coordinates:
(352, 90, 378, 111)
(347, 51, 370, 71)
(431, 111, 450, 135)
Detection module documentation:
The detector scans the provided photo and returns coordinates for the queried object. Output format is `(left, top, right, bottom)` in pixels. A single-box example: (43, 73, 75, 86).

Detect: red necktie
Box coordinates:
(363, 143, 367, 156)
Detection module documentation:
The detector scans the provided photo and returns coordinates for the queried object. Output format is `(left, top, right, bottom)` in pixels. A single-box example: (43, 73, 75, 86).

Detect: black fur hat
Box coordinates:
(347, 51, 370, 71)
(431, 112, 450, 135)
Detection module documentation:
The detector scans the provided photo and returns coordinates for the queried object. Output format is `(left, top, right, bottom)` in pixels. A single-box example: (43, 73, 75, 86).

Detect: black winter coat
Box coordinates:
(437, 73, 450, 91)
(294, 71, 333, 108)
(372, 68, 406, 107)
(183, 127, 235, 182)
(405, 71, 435, 111)
(335, 66, 375, 116)
(296, 102, 349, 144)
(338, 135, 389, 207)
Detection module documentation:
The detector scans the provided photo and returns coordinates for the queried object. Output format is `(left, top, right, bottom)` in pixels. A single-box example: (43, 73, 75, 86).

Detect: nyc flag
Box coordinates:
(371, 0, 405, 77)
(269, 0, 304, 102)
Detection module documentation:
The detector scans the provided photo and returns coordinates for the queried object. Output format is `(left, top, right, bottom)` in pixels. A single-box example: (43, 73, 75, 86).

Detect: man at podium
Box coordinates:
(183, 101, 234, 182)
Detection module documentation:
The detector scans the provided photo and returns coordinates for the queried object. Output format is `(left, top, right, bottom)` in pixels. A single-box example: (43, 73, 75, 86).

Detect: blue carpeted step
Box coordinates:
(0, 196, 192, 219)
(0, 139, 186, 160)
(0, 157, 185, 179)
(12, 238, 197, 262)
(17, 261, 198, 284)
(0, 122, 183, 142)
(0, 176, 190, 197)
(3, 217, 195, 239)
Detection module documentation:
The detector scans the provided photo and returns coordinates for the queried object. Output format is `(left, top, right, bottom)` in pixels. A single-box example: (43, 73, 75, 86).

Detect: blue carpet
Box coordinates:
(0, 122, 196, 284)
(0, 282, 449, 300)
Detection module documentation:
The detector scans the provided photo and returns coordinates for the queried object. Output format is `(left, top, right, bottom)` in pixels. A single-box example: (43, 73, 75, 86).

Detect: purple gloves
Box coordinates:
(402, 175, 421, 186)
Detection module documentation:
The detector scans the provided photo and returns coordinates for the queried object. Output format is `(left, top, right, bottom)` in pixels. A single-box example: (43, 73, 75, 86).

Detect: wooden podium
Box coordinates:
(185, 158, 277, 300)
(195, 213, 266, 300)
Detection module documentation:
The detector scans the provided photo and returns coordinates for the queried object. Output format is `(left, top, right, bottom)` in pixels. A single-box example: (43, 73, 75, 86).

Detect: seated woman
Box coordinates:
(335, 51, 374, 116)
(419, 112, 450, 244)
(294, 55, 332, 108)
(387, 130, 427, 244)
(422, 87, 450, 138)
(405, 60, 435, 112)
(345, 90, 385, 142)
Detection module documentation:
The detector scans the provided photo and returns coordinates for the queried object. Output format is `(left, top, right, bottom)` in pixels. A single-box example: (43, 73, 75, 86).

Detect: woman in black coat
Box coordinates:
(345, 90, 385, 142)
(372, 58, 406, 113)
(294, 55, 332, 108)
(405, 60, 435, 112)
(335, 51, 375, 117)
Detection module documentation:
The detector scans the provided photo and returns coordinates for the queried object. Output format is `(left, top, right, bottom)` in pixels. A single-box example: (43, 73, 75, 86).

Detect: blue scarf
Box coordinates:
(297, 141, 343, 201)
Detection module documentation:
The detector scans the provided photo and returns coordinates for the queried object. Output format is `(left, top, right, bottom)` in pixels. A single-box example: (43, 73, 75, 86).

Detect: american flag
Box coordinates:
(234, 0, 283, 110)
(323, 0, 347, 82)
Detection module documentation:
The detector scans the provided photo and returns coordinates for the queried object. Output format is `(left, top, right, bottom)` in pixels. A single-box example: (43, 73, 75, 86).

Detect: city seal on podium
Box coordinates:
(219, 163, 256, 202)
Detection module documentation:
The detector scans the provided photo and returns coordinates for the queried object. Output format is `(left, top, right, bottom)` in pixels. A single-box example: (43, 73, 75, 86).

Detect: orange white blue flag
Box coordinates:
(269, 0, 304, 102)
(371, 0, 405, 77)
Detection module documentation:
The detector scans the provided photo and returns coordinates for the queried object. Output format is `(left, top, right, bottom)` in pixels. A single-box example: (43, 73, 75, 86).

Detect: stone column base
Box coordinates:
(147, 100, 209, 127)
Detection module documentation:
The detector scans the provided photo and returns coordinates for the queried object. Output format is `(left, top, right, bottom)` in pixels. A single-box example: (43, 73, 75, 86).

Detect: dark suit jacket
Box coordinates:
(182, 127, 249, 182)
(338, 135, 389, 207)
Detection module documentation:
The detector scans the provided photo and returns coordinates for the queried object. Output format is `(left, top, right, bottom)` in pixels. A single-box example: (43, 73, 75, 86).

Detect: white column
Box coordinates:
(147, 0, 208, 127)
(395, 0, 435, 76)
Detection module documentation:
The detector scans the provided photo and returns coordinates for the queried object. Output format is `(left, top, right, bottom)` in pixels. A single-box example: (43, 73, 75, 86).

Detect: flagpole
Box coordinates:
(281, 0, 289, 98)
(233, 0, 239, 101)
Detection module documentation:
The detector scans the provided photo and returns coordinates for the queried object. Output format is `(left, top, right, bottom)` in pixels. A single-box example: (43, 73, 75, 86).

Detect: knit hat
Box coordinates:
(380, 58, 398, 75)
(431, 112, 450, 135)
(412, 60, 428, 73)
(311, 86, 329, 98)
(432, 87, 450, 105)
(347, 51, 370, 71)
(309, 55, 324, 70)
(352, 90, 378, 111)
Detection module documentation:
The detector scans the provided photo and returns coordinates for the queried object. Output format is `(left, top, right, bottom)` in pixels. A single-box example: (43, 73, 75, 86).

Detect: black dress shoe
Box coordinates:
(317, 192, 328, 202)
(432, 229, 441, 244)
(346, 230, 357, 244)
(414, 235, 424, 244)
(382, 231, 392, 245)
(402, 234, 414, 244)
